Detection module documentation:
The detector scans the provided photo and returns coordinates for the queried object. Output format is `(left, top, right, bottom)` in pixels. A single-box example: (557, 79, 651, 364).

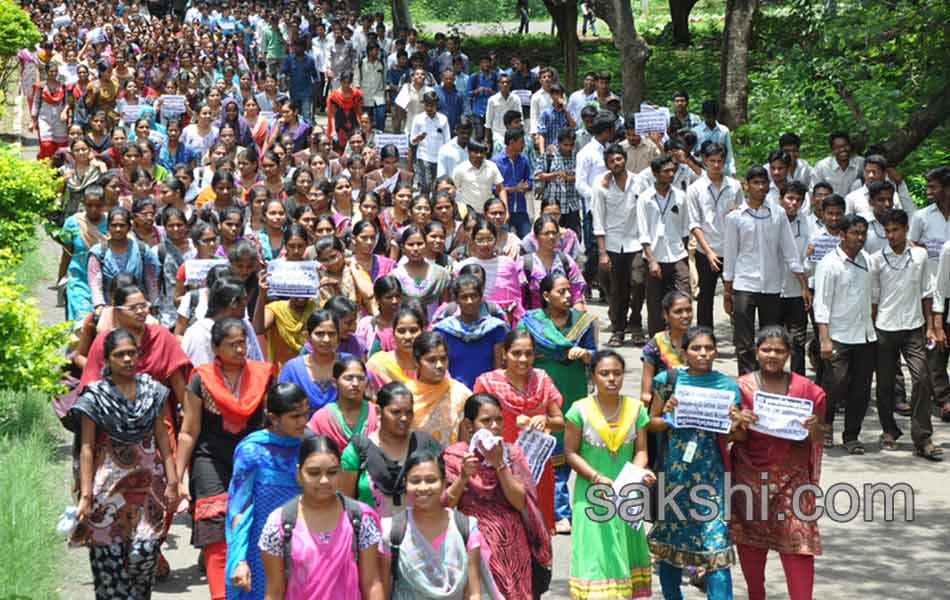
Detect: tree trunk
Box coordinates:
(591, 0, 650, 113)
(880, 86, 950, 166)
(669, 0, 699, 45)
(543, 0, 580, 89)
(391, 0, 412, 31)
(718, 0, 759, 129)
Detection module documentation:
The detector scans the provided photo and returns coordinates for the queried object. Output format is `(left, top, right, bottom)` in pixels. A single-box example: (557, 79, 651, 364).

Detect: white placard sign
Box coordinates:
(148, 129, 167, 145)
(394, 85, 411, 110)
(267, 260, 320, 298)
(159, 95, 187, 117)
(53, 15, 72, 29)
(924, 238, 945, 260)
(515, 428, 556, 484)
(634, 111, 668, 135)
(59, 64, 78, 85)
(122, 104, 142, 123)
(513, 89, 532, 106)
(808, 234, 839, 263)
(750, 391, 813, 441)
(375, 133, 409, 157)
(611, 462, 648, 530)
(86, 28, 106, 45)
(184, 258, 228, 286)
(672, 384, 735, 433)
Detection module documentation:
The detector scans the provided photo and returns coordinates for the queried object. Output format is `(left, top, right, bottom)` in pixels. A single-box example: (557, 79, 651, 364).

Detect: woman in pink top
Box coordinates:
(457, 218, 527, 326)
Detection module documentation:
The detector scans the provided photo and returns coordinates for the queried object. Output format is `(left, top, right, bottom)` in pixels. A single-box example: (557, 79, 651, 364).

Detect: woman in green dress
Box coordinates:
(647, 325, 753, 600)
(564, 349, 655, 599)
(519, 273, 596, 533)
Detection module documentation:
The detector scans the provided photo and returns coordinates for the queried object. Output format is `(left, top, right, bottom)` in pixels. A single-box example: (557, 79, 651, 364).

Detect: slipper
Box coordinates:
(915, 443, 944, 462)
(844, 440, 865, 455)
(879, 433, 898, 451)
(628, 330, 648, 346)
(894, 402, 912, 416)
(607, 333, 625, 347)
(823, 427, 834, 448)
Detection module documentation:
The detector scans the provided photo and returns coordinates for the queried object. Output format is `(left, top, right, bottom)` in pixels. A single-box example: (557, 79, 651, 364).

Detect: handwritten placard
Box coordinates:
(59, 64, 78, 85)
(634, 111, 668, 135)
(159, 95, 187, 117)
(122, 104, 142, 123)
(53, 14, 72, 29)
(267, 260, 320, 298)
(924, 238, 945, 260)
(86, 28, 106, 45)
(808, 234, 839, 263)
(515, 428, 556, 484)
(184, 258, 228, 286)
(750, 391, 813, 441)
(611, 462, 649, 530)
(394, 85, 411, 110)
(148, 129, 167, 145)
(513, 89, 532, 106)
(672, 384, 735, 434)
(375, 133, 409, 157)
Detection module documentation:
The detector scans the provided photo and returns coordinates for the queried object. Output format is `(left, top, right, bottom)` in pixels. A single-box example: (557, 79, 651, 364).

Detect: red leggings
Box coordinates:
(204, 541, 228, 600)
(737, 543, 815, 600)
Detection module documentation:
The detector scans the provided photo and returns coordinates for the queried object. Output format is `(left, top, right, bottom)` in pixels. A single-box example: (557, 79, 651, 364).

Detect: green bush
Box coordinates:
(0, 144, 62, 261)
(0, 0, 41, 57)
(0, 389, 53, 438)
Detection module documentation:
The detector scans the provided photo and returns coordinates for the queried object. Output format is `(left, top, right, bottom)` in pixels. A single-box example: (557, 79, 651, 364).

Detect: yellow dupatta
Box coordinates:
(406, 377, 470, 444)
(367, 351, 414, 383)
(268, 299, 316, 355)
(578, 394, 640, 455)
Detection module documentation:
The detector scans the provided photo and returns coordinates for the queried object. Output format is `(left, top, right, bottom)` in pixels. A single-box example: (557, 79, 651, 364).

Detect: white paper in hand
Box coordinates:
(750, 391, 813, 441)
(611, 462, 649, 530)
(515, 428, 556, 483)
(469, 428, 504, 466)
(672, 384, 735, 434)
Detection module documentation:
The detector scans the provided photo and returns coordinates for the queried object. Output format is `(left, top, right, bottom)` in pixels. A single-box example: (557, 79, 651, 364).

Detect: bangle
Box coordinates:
(591, 472, 601, 485)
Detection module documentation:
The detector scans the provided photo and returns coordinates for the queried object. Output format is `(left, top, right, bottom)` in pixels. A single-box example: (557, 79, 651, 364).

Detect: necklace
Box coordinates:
(597, 396, 622, 422)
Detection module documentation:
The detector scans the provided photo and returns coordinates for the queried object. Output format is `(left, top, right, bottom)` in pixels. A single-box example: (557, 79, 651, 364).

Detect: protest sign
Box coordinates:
(515, 429, 556, 484)
(159, 95, 187, 118)
(394, 85, 411, 110)
(122, 104, 142, 123)
(513, 89, 532, 106)
(59, 64, 78, 85)
(184, 259, 228, 287)
(750, 391, 813, 441)
(808, 234, 839, 263)
(924, 238, 945, 260)
(634, 111, 668, 135)
(375, 133, 409, 157)
(86, 28, 106, 45)
(611, 462, 649, 531)
(672, 384, 735, 434)
(53, 14, 72, 29)
(148, 129, 167, 145)
(267, 261, 320, 298)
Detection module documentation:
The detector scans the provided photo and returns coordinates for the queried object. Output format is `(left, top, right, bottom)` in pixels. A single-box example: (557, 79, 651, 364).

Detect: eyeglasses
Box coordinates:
(119, 302, 151, 314)
(197, 237, 218, 245)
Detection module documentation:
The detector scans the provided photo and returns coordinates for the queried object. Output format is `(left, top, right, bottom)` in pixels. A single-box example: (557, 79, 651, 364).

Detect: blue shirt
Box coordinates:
(468, 71, 498, 117)
(435, 318, 508, 389)
(436, 84, 464, 135)
(157, 143, 197, 172)
(282, 54, 320, 99)
(491, 151, 533, 215)
(537, 106, 571, 147)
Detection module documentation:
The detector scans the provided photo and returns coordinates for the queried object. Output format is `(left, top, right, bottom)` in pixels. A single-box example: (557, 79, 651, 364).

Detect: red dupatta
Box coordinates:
(193, 359, 274, 433)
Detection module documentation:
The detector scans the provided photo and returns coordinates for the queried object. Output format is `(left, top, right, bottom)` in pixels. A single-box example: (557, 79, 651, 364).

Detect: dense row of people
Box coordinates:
(19, 1, 948, 599)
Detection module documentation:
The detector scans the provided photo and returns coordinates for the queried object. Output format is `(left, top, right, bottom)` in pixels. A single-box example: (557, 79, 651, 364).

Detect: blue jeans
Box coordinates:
(554, 464, 572, 520)
(367, 104, 387, 132)
(292, 96, 314, 124)
(658, 562, 733, 600)
(509, 211, 531, 238)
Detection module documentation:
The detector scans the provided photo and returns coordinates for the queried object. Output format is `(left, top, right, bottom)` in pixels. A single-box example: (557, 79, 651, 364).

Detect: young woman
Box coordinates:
(244, 186, 271, 241)
(324, 296, 368, 358)
(60, 186, 108, 321)
(406, 332, 472, 445)
(131, 197, 163, 248)
(344, 155, 368, 199)
(155, 206, 190, 328)
(356, 275, 402, 355)
(215, 96, 254, 149)
(308, 356, 380, 452)
(355, 193, 389, 255)
(226, 383, 311, 600)
(366, 305, 425, 392)
(420, 221, 454, 270)
(259, 150, 287, 199)
(195, 169, 239, 221)
(380, 181, 413, 243)
(314, 236, 361, 308)
(258, 198, 288, 261)
(432, 192, 463, 253)
(330, 175, 356, 231)
(341, 381, 441, 517)
(216, 206, 246, 258)
(379, 448, 501, 599)
(732, 326, 826, 600)
(457, 218, 526, 326)
(181, 102, 219, 156)
(235, 146, 261, 199)
(254, 271, 318, 370)
(60, 137, 107, 219)
(520, 197, 582, 259)
(522, 215, 587, 311)
(31, 67, 69, 159)
(157, 176, 191, 221)
(173, 221, 221, 314)
(365, 144, 413, 199)
(286, 168, 315, 216)
(443, 393, 552, 600)
(85, 110, 113, 158)
(70, 329, 178, 599)
(483, 197, 521, 260)
(176, 318, 275, 600)
(564, 349, 655, 598)
(648, 326, 752, 600)
(278, 310, 345, 416)
(88, 207, 161, 309)
(350, 219, 396, 313)
(390, 226, 452, 319)
(473, 330, 565, 531)
(326, 72, 363, 152)
(244, 95, 269, 149)
(258, 435, 385, 600)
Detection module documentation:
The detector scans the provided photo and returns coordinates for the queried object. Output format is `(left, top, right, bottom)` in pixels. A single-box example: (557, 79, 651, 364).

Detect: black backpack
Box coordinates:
(280, 492, 364, 578)
(389, 509, 469, 585)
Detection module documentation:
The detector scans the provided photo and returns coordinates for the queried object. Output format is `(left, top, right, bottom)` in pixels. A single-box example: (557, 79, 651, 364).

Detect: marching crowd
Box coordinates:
(18, 0, 950, 599)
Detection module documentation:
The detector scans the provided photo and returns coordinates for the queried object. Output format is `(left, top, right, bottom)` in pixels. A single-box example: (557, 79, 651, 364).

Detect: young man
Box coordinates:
(778, 181, 813, 375)
(723, 166, 809, 375)
(814, 214, 876, 452)
(619, 112, 661, 175)
(691, 99, 735, 175)
(765, 132, 815, 189)
(535, 128, 582, 236)
(669, 89, 701, 133)
(435, 68, 464, 136)
(592, 144, 642, 347)
(467, 55, 499, 143)
(845, 154, 916, 218)
(410, 91, 449, 195)
(575, 105, 598, 151)
(568, 71, 597, 123)
(870, 209, 941, 460)
(639, 154, 691, 336)
(575, 111, 617, 298)
(385, 50, 410, 132)
(813, 131, 865, 196)
(688, 142, 745, 329)
(436, 115, 472, 178)
(536, 84, 575, 156)
(484, 73, 521, 151)
(452, 140, 506, 210)
(804, 193, 846, 382)
(354, 42, 386, 131)
(806, 181, 834, 232)
(764, 149, 792, 204)
(491, 128, 533, 238)
(529, 67, 555, 152)
(860, 181, 896, 256)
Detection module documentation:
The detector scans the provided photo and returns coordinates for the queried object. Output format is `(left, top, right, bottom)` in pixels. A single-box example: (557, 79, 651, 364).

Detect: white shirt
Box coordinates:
(638, 186, 689, 263)
(485, 92, 522, 141)
(354, 56, 386, 105)
(529, 88, 553, 135)
(686, 174, 744, 255)
(909, 203, 950, 292)
(814, 247, 876, 344)
(932, 241, 950, 313)
(591, 172, 640, 253)
(574, 138, 607, 203)
(781, 213, 812, 298)
(763, 158, 816, 189)
(452, 159, 504, 208)
(410, 111, 449, 163)
(813, 154, 865, 196)
(870, 245, 930, 331)
(635, 163, 700, 195)
(723, 200, 804, 294)
(567, 89, 595, 122)
(436, 137, 468, 178)
(861, 214, 889, 256)
(845, 180, 916, 218)
(181, 317, 263, 366)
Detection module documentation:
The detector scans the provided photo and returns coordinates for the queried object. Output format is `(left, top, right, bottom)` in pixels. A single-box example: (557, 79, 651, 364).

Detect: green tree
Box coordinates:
(0, 0, 42, 97)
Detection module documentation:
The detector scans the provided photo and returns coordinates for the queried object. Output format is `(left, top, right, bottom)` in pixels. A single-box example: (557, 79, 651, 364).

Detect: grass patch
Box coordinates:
(13, 237, 54, 290)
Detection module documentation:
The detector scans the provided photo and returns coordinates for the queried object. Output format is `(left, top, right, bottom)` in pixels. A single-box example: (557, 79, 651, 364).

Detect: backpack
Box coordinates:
(389, 508, 470, 585)
(280, 492, 364, 579)
(182, 288, 202, 328)
(522, 251, 571, 310)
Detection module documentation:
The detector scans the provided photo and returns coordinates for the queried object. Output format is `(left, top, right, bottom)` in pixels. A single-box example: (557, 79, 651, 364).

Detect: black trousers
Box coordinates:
(780, 296, 808, 375)
(695, 250, 722, 329)
(645, 259, 690, 335)
(875, 327, 934, 447)
(605, 251, 636, 334)
(732, 291, 782, 375)
(824, 340, 875, 443)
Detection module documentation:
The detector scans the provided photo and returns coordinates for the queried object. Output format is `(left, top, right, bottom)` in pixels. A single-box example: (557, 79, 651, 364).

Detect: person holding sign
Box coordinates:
(253, 269, 317, 371)
(648, 326, 750, 600)
(732, 326, 826, 600)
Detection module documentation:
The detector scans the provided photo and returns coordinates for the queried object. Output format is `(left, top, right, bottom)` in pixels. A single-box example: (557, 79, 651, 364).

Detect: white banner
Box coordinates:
(184, 258, 228, 286)
(122, 104, 142, 123)
(375, 133, 409, 157)
(672, 384, 735, 434)
(159, 95, 187, 117)
(808, 234, 839, 263)
(634, 111, 668, 135)
(611, 462, 649, 530)
(515, 428, 556, 484)
(750, 391, 813, 441)
(267, 260, 320, 298)
(513, 89, 532, 106)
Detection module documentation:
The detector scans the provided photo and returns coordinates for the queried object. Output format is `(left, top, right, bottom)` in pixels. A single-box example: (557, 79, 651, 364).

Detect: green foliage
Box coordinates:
(363, 0, 551, 26)
(0, 0, 42, 58)
(0, 143, 62, 261)
(0, 389, 53, 440)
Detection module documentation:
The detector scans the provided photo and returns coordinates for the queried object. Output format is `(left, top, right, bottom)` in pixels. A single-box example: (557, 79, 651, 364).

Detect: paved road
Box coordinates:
(10, 97, 946, 599)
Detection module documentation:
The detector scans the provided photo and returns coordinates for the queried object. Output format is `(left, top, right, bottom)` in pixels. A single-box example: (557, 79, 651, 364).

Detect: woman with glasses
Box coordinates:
(88, 207, 161, 311)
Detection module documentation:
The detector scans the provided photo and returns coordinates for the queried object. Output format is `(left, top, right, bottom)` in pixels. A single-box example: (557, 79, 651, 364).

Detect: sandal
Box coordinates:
(628, 330, 648, 346)
(894, 402, 912, 416)
(823, 427, 834, 448)
(915, 443, 944, 462)
(843, 440, 865, 455)
(607, 332, 625, 347)
(879, 433, 898, 451)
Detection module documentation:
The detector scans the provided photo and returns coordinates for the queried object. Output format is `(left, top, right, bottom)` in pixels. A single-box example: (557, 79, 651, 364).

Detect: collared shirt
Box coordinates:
(670, 111, 702, 132)
(781, 213, 812, 298)
(282, 54, 320, 98)
(354, 57, 386, 106)
(763, 158, 816, 190)
(452, 159, 504, 208)
(620, 138, 661, 175)
(575, 138, 607, 204)
(813, 154, 865, 196)
(529, 89, 553, 135)
(535, 149, 581, 214)
(537, 106, 571, 147)
(909, 202, 950, 263)
(723, 201, 804, 294)
(845, 180, 917, 218)
(932, 241, 950, 312)
(411, 111, 449, 163)
(567, 89, 595, 122)
(870, 244, 930, 331)
(691, 121, 735, 175)
(467, 70, 498, 117)
(638, 186, 689, 263)
(484, 92, 522, 140)
(328, 39, 356, 78)
(861, 214, 889, 256)
(436, 137, 468, 178)
(814, 247, 877, 344)
(157, 142, 197, 171)
(435, 84, 464, 134)
(491, 151, 533, 215)
(592, 172, 640, 253)
(635, 163, 700, 195)
(435, 51, 468, 75)
(686, 173, 745, 255)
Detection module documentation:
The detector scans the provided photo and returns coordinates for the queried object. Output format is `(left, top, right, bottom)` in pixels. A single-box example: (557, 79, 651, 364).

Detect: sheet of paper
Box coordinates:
(184, 258, 228, 286)
(672, 384, 735, 434)
(122, 104, 142, 123)
(808, 234, 839, 263)
(86, 28, 106, 45)
(59, 64, 78, 85)
(611, 462, 648, 530)
(266, 260, 320, 298)
(750, 391, 813, 441)
(375, 133, 409, 157)
(513, 89, 532, 105)
(515, 429, 556, 483)
(159, 95, 187, 117)
(53, 15, 72, 29)
(924, 238, 945, 260)
(394, 85, 411, 110)
(634, 111, 668, 135)
(148, 129, 167, 145)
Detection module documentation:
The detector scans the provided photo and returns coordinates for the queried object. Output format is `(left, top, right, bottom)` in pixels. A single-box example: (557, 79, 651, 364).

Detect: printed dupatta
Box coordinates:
(520, 307, 596, 362)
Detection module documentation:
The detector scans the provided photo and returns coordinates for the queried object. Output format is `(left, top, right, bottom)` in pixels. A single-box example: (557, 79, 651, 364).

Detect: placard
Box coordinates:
(394, 85, 411, 110)
(924, 238, 946, 260)
(750, 391, 813, 441)
(611, 462, 649, 530)
(147, 129, 167, 145)
(513, 89, 532, 106)
(375, 133, 409, 157)
(122, 104, 142, 123)
(808, 234, 839, 263)
(515, 428, 556, 484)
(59, 64, 78, 85)
(159, 95, 186, 117)
(86, 28, 106, 45)
(671, 384, 735, 433)
(53, 15, 72, 29)
(267, 260, 320, 298)
(634, 111, 668, 135)
(184, 258, 227, 286)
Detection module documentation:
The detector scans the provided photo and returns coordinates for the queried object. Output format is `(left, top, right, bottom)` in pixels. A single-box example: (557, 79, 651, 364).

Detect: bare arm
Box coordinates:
(359, 543, 384, 600)
(174, 388, 202, 499)
(464, 545, 482, 600)
(261, 550, 286, 600)
(76, 415, 97, 520)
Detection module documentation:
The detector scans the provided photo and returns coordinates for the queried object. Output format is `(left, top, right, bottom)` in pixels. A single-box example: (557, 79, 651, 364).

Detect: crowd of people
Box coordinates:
(19, 0, 949, 599)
